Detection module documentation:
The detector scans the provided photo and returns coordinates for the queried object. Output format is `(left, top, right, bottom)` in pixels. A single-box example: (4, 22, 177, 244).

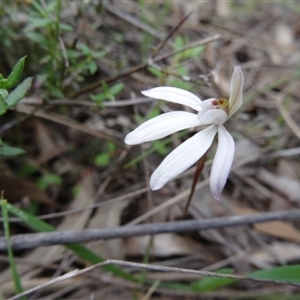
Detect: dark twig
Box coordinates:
(1, 209, 300, 251)
(151, 11, 192, 58)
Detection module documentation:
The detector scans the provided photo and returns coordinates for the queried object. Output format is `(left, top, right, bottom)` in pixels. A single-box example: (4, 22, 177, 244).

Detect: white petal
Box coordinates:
(141, 87, 202, 111)
(198, 109, 228, 126)
(150, 125, 217, 190)
(210, 125, 235, 200)
(198, 98, 216, 108)
(228, 66, 244, 119)
(125, 111, 201, 145)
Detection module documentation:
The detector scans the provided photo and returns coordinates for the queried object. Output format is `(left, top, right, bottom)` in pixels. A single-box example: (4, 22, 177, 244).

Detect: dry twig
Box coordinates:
(1, 209, 300, 251)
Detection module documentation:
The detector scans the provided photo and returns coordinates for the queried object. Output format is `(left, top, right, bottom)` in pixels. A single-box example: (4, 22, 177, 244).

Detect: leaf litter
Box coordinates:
(1, 1, 300, 298)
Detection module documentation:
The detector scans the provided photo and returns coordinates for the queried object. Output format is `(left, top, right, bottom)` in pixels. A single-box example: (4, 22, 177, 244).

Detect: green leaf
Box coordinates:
(102, 82, 110, 95)
(1, 56, 26, 89)
(152, 140, 168, 156)
(59, 23, 73, 31)
(249, 265, 300, 282)
(31, 0, 48, 17)
(176, 66, 188, 76)
(0, 88, 9, 99)
(6, 77, 33, 108)
(0, 145, 26, 157)
(167, 79, 192, 90)
(26, 31, 49, 47)
(188, 45, 205, 58)
(88, 61, 98, 74)
(110, 82, 124, 95)
(79, 44, 92, 56)
(94, 153, 110, 167)
(26, 17, 52, 29)
(174, 35, 184, 50)
(147, 66, 163, 79)
(66, 49, 80, 59)
(107, 142, 116, 152)
(0, 94, 8, 116)
(93, 50, 107, 59)
(147, 107, 160, 120)
(190, 265, 300, 293)
(90, 93, 106, 104)
(36, 174, 62, 190)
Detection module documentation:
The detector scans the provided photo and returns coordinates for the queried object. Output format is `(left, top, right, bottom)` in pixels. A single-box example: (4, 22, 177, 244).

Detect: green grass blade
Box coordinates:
(5, 56, 26, 89)
(191, 269, 235, 292)
(6, 203, 136, 281)
(0, 199, 25, 299)
(189, 265, 300, 293)
(249, 265, 300, 282)
(5, 77, 33, 108)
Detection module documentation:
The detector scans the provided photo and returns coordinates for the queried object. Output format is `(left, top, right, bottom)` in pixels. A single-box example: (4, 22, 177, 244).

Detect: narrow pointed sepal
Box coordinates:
(210, 125, 235, 201)
(150, 125, 217, 190)
(125, 111, 201, 145)
(228, 66, 244, 119)
(141, 87, 202, 111)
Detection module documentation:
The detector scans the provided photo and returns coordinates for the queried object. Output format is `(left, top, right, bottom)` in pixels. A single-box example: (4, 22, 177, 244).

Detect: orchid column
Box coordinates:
(125, 66, 244, 200)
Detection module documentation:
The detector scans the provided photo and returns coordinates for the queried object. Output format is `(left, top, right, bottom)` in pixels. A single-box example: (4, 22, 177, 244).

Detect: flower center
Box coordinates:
(210, 98, 229, 113)
(197, 98, 229, 125)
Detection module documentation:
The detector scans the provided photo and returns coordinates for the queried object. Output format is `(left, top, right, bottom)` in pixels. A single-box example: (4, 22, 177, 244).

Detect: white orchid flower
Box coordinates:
(125, 66, 244, 200)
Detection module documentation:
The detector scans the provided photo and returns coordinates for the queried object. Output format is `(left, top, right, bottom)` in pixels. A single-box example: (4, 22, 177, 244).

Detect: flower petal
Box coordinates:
(142, 87, 202, 111)
(210, 125, 235, 201)
(125, 111, 202, 145)
(198, 109, 228, 126)
(228, 66, 244, 119)
(150, 124, 217, 190)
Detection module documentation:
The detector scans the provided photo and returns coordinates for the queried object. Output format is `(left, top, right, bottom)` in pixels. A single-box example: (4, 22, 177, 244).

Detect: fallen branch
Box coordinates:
(1, 209, 300, 251)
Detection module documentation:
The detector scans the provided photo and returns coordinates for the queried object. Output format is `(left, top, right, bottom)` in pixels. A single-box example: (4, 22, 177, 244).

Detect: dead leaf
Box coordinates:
(257, 169, 300, 202)
(86, 199, 131, 259)
(277, 159, 299, 178)
(252, 242, 300, 265)
(35, 120, 67, 163)
(35, 120, 58, 156)
(255, 221, 300, 242)
(0, 175, 64, 209)
(125, 233, 204, 257)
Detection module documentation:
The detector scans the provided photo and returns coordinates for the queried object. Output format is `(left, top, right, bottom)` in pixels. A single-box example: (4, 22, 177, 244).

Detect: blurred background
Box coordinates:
(1, 0, 300, 299)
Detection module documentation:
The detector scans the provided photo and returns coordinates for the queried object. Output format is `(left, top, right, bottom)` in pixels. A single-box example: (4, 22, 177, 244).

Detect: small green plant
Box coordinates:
(23, 1, 109, 98)
(90, 82, 124, 106)
(94, 142, 116, 167)
(0, 56, 32, 157)
(24, 0, 69, 97)
(36, 174, 62, 190)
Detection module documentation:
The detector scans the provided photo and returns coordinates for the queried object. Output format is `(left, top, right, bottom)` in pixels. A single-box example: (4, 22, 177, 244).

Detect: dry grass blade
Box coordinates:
(7, 259, 300, 300)
(276, 96, 300, 140)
